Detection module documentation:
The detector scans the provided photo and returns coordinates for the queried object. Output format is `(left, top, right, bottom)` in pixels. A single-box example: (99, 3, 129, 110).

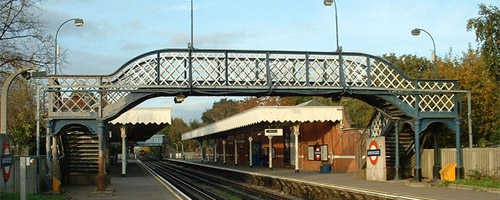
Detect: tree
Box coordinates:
(201, 98, 240, 124)
(467, 4, 500, 84)
(382, 53, 434, 79)
(188, 119, 205, 129)
(0, 0, 53, 73)
(441, 49, 500, 146)
(164, 118, 189, 146)
(7, 79, 37, 154)
(239, 96, 295, 112)
(0, 0, 52, 154)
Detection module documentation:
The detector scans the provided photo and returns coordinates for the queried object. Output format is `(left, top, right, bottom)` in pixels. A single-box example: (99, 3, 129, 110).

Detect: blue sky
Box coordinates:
(39, 0, 497, 122)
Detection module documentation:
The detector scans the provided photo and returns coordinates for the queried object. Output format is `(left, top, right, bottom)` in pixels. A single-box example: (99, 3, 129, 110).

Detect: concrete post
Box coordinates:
(293, 124, 300, 173)
(414, 118, 422, 182)
(96, 120, 106, 191)
(268, 136, 273, 170)
(20, 157, 28, 200)
(222, 140, 226, 164)
(234, 139, 238, 166)
(249, 137, 253, 167)
(121, 125, 127, 177)
(455, 118, 464, 179)
(394, 120, 401, 180)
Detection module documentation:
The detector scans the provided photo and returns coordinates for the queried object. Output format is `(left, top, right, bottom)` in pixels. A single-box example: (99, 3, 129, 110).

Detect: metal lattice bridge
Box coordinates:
(41, 48, 465, 184)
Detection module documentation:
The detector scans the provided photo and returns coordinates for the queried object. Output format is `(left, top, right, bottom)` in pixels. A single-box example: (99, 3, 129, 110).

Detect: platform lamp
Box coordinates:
(324, 0, 341, 52)
(54, 18, 84, 75)
(411, 28, 437, 79)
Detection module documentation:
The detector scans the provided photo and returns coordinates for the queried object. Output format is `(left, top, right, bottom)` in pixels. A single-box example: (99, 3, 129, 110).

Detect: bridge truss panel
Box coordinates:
(45, 49, 459, 120)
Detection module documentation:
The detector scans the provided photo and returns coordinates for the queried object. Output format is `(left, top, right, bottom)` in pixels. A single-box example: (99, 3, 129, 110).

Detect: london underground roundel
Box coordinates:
(2, 141, 12, 182)
(367, 141, 380, 165)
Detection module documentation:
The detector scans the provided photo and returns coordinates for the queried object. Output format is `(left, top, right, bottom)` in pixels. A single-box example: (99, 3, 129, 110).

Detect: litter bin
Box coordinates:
(320, 164, 331, 173)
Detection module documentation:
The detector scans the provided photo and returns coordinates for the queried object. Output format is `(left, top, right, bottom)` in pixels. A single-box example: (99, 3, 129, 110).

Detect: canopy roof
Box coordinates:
(182, 105, 344, 140)
(108, 107, 171, 143)
(110, 107, 172, 125)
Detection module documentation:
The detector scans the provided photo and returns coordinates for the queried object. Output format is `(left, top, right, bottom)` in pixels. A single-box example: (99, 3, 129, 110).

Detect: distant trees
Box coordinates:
(201, 98, 240, 124)
(467, 3, 500, 84)
(162, 4, 499, 148)
(1, 0, 53, 154)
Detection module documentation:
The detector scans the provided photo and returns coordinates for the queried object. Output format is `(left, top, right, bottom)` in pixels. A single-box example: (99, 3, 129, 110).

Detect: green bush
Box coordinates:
(452, 169, 500, 188)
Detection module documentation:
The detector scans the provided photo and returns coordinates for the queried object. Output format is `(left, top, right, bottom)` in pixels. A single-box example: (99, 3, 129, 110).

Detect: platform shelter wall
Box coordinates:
(214, 120, 361, 173)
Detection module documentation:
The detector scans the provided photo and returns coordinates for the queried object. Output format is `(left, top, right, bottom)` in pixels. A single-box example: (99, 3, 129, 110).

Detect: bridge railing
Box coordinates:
(46, 49, 457, 118)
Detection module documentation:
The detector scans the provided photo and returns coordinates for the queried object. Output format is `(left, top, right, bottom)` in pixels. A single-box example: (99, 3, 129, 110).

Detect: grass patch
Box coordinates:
(450, 169, 500, 189)
(0, 192, 71, 200)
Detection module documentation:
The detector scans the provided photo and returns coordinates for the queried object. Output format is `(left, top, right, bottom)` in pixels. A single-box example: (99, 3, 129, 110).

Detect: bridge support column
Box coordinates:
(51, 127, 61, 183)
(394, 120, 400, 180)
(234, 139, 238, 166)
(433, 130, 441, 181)
(248, 137, 253, 167)
(222, 140, 226, 164)
(45, 120, 53, 192)
(414, 118, 422, 182)
(96, 120, 107, 191)
(268, 136, 273, 170)
(121, 126, 127, 177)
(293, 124, 300, 173)
(455, 118, 464, 180)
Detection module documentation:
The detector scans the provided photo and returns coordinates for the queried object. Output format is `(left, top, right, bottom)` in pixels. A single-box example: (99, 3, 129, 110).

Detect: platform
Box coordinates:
(172, 159, 499, 200)
(63, 159, 184, 200)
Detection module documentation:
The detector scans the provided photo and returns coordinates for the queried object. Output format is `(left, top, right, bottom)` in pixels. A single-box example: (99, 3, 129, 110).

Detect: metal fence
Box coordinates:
(422, 148, 500, 179)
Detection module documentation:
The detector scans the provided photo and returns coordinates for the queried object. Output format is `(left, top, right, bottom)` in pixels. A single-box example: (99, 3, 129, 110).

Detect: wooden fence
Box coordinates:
(422, 148, 500, 179)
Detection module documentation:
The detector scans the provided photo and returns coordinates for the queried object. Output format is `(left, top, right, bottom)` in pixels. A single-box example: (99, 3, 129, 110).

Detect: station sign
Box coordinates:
(2, 141, 13, 182)
(367, 141, 380, 165)
(264, 129, 283, 136)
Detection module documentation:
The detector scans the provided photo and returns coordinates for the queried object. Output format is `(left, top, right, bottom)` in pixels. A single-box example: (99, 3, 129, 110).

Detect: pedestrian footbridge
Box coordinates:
(41, 48, 465, 190)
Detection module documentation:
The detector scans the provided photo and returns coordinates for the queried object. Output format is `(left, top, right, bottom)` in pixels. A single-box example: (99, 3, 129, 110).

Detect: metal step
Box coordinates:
(65, 144, 98, 148)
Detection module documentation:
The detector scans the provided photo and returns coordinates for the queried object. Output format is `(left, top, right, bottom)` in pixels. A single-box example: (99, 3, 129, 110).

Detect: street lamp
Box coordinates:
(1, 66, 40, 134)
(54, 18, 84, 75)
(411, 28, 437, 79)
(324, 0, 340, 52)
(178, 141, 184, 160)
(190, 0, 194, 49)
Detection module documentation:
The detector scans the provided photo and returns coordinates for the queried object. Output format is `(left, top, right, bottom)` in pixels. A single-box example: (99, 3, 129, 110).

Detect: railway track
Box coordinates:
(141, 160, 296, 200)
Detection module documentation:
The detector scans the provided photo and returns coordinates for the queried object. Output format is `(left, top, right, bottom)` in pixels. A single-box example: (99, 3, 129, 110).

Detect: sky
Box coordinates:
(38, 0, 498, 122)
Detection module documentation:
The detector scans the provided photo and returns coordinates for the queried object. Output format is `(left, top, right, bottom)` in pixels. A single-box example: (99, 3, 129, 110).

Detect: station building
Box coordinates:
(182, 100, 363, 173)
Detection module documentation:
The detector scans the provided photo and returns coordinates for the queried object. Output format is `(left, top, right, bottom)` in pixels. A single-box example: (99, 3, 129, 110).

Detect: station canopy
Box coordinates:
(108, 107, 172, 143)
(182, 100, 344, 140)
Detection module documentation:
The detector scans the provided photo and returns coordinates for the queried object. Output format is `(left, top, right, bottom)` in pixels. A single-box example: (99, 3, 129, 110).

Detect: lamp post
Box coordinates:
(324, 0, 340, 52)
(54, 18, 84, 75)
(412, 28, 440, 181)
(411, 28, 437, 79)
(190, 0, 194, 49)
(178, 141, 184, 160)
(1, 66, 39, 134)
(173, 143, 178, 159)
